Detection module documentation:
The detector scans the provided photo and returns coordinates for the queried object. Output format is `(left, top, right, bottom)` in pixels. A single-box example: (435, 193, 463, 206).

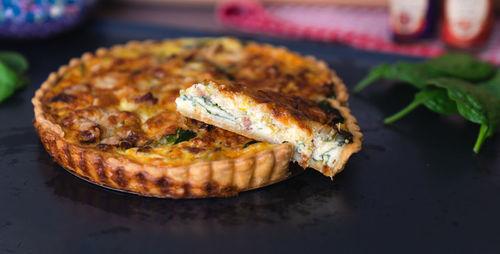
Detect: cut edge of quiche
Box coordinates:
(176, 80, 363, 177)
(32, 43, 295, 199)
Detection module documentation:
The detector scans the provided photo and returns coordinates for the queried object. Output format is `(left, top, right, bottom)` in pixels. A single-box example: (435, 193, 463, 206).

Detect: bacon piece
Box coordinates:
(50, 93, 76, 103)
(134, 92, 158, 104)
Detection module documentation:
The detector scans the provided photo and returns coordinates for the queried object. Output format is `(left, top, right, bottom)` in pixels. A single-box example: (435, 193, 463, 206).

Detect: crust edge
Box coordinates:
(325, 99, 363, 177)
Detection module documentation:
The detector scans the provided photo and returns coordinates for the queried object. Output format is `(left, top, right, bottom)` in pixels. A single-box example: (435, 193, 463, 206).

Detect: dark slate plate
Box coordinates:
(0, 19, 498, 254)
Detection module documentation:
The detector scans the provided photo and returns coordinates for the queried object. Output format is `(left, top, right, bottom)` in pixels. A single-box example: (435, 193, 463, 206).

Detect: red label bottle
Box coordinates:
(389, 0, 438, 43)
(442, 0, 495, 49)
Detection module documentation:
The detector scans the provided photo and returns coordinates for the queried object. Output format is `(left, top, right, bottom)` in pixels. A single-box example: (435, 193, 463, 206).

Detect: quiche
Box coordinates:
(32, 37, 358, 198)
(176, 80, 361, 177)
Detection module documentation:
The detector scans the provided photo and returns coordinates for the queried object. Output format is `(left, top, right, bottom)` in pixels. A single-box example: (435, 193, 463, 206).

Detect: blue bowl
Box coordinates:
(0, 0, 97, 38)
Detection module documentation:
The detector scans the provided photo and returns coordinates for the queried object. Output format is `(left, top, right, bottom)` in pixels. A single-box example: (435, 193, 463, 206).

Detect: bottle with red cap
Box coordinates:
(441, 0, 495, 49)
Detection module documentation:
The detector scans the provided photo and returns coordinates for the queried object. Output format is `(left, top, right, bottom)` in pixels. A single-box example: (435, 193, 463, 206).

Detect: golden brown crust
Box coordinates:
(33, 37, 353, 198)
(34, 117, 292, 197)
(34, 93, 293, 198)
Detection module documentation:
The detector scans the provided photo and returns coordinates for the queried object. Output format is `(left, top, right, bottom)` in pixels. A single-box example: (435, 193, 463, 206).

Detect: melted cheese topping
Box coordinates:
(40, 37, 339, 166)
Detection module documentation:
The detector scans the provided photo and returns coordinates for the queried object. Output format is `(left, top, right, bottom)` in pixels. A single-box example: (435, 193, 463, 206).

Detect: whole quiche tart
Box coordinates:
(33, 37, 362, 198)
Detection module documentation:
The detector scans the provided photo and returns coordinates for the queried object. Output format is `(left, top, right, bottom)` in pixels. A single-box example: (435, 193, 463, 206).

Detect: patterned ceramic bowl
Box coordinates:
(0, 0, 97, 38)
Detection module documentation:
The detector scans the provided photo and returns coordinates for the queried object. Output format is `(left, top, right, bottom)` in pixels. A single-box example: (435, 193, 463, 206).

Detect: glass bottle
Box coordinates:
(441, 0, 495, 49)
(389, 0, 438, 43)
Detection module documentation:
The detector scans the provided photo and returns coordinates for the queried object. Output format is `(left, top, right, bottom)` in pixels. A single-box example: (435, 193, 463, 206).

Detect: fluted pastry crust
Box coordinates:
(33, 113, 292, 197)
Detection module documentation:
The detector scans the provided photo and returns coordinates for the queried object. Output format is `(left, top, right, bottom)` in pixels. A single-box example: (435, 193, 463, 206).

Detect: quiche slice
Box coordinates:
(33, 37, 350, 198)
(176, 80, 362, 177)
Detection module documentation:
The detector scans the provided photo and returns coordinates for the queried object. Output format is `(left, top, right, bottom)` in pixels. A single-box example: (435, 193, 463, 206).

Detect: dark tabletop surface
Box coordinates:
(0, 19, 499, 254)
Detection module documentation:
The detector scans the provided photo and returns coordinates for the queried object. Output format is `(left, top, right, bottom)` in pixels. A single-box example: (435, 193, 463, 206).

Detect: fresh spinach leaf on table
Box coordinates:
(0, 51, 29, 74)
(421, 88, 458, 115)
(384, 87, 458, 124)
(0, 61, 21, 102)
(427, 78, 500, 153)
(426, 53, 495, 82)
(354, 53, 496, 92)
(0, 51, 29, 103)
(354, 62, 440, 92)
(479, 70, 500, 97)
(354, 52, 500, 153)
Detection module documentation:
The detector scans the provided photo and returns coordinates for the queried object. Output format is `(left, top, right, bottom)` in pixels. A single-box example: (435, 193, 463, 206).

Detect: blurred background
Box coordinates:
(1, 0, 499, 61)
(100, 0, 500, 31)
(100, 0, 389, 31)
(100, 0, 500, 62)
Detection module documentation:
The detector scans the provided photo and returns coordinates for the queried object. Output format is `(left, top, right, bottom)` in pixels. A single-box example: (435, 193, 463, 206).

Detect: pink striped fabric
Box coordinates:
(216, 0, 500, 64)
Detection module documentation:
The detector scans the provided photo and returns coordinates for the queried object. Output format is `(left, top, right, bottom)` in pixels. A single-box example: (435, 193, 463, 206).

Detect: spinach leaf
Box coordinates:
(355, 53, 500, 153)
(0, 51, 29, 103)
(355, 54, 496, 93)
(14, 74, 29, 90)
(474, 124, 495, 154)
(426, 53, 495, 82)
(0, 51, 29, 73)
(478, 70, 500, 98)
(163, 128, 197, 145)
(354, 62, 440, 93)
(318, 99, 344, 124)
(243, 140, 260, 148)
(384, 88, 450, 124)
(427, 78, 498, 124)
(0, 61, 21, 103)
(422, 88, 458, 115)
(353, 64, 390, 93)
(318, 100, 335, 114)
(427, 78, 500, 153)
